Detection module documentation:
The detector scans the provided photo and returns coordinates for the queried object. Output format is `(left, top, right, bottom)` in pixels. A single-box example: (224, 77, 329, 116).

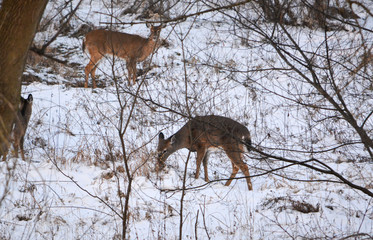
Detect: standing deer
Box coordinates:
(12, 94, 33, 160)
(157, 115, 253, 190)
(82, 23, 164, 88)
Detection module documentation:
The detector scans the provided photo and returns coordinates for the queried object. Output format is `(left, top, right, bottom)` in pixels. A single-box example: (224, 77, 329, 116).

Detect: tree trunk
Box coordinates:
(0, 0, 48, 159)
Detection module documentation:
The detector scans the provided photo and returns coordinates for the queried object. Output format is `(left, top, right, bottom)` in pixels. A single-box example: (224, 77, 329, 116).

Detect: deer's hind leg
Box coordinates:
(13, 139, 19, 159)
(224, 149, 253, 191)
(20, 136, 25, 161)
(225, 161, 239, 187)
(202, 151, 210, 182)
(85, 52, 102, 88)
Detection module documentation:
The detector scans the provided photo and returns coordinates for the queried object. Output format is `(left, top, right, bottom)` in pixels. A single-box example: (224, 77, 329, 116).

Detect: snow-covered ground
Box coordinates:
(1, 1, 373, 239)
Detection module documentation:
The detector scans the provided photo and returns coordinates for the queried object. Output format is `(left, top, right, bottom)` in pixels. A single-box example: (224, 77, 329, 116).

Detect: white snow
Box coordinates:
(1, 0, 373, 239)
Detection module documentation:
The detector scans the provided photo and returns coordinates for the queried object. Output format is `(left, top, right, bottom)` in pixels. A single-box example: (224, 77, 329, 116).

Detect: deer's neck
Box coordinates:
(147, 37, 158, 51)
(172, 127, 192, 151)
(21, 105, 32, 123)
(137, 37, 158, 61)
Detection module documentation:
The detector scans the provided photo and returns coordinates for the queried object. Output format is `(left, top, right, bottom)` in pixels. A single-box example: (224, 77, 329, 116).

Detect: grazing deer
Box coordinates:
(12, 94, 33, 160)
(157, 115, 253, 190)
(82, 23, 164, 88)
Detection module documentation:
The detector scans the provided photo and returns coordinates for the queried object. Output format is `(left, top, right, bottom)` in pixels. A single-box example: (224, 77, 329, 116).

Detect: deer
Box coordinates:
(82, 23, 164, 88)
(157, 115, 253, 191)
(9, 94, 33, 161)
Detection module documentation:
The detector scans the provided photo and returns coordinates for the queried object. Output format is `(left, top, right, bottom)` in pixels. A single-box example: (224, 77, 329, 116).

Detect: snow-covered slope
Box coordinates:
(1, 1, 373, 239)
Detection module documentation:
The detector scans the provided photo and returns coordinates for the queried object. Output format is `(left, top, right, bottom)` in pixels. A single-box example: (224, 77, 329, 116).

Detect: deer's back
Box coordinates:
(180, 115, 250, 149)
(85, 29, 149, 59)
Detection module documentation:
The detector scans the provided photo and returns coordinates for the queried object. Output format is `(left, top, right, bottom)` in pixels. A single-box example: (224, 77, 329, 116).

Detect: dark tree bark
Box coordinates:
(0, 0, 48, 159)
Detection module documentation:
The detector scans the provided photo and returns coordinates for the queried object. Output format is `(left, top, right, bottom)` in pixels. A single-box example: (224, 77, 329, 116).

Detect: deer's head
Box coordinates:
(146, 22, 165, 42)
(156, 132, 176, 171)
(20, 94, 33, 117)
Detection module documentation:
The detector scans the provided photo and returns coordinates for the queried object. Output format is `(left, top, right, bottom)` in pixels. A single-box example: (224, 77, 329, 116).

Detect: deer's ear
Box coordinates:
(170, 135, 176, 144)
(27, 94, 33, 102)
(146, 22, 151, 28)
(159, 132, 165, 140)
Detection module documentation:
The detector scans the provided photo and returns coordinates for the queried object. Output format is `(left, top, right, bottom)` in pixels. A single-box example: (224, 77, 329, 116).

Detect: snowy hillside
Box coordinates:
(1, 0, 373, 239)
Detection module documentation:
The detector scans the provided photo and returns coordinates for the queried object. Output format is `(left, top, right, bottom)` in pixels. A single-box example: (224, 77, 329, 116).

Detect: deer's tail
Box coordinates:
(243, 135, 252, 152)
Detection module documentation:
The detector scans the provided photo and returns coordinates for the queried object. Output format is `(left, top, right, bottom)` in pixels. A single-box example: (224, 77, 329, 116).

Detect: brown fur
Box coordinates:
(7, 94, 33, 161)
(157, 115, 253, 190)
(83, 24, 163, 88)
